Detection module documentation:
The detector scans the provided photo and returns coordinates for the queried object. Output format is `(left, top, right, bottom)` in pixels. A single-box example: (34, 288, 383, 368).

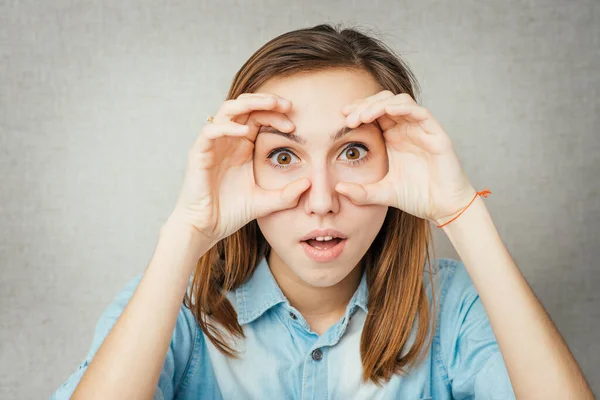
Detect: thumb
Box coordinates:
(253, 178, 311, 218)
(335, 181, 389, 206)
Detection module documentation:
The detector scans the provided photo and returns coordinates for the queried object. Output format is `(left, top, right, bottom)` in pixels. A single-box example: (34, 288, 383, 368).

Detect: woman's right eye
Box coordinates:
(266, 148, 300, 170)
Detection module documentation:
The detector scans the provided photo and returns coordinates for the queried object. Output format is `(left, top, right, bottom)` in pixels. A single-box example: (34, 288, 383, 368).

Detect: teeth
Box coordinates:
(315, 236, 334, 241)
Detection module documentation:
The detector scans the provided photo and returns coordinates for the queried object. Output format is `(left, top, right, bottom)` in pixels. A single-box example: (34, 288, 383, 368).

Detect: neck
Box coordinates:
(267, 250, 363, 322)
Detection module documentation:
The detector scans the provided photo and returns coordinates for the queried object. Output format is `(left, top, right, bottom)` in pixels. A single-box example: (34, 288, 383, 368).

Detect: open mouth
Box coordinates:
(303, 236, 344, 249)
(300, 235, 348, 262)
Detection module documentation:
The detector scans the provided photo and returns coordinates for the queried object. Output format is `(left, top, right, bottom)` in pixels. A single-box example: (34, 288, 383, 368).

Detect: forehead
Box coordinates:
(255, 69, 383, 122)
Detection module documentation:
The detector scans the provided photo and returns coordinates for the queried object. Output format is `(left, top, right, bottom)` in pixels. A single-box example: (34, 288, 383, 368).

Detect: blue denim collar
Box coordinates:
(234, 255, 369, 326)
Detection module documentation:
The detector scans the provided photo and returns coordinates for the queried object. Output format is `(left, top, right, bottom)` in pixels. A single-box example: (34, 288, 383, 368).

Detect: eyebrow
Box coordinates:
(257, 125, 355, 145)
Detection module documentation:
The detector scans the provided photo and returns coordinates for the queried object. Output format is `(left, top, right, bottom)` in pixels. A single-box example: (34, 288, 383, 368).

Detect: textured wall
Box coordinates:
(1, 0, 598, 398)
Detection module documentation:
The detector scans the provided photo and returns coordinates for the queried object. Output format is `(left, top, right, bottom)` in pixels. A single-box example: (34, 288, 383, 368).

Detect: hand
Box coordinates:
(336, 90, 477, 225)
(169, 93, 311, 242)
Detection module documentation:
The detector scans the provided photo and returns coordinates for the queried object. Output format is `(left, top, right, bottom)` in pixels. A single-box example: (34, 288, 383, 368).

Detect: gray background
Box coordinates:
(1, 0, 598, 398)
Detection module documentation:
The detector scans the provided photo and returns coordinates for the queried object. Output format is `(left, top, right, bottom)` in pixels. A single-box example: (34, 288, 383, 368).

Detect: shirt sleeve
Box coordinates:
(438, 259, 516, 399)
(49, 273, 197, 400)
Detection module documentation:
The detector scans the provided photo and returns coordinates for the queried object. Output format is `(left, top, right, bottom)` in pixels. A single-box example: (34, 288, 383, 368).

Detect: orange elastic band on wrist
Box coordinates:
(436, 189, 492, 228)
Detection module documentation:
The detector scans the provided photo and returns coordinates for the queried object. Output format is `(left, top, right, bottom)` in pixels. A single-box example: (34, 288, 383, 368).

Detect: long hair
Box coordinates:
(183, 23, 439, 386)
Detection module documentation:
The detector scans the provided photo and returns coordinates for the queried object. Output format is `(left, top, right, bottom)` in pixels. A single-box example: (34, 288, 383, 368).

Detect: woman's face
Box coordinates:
(254, 68, 389, 288)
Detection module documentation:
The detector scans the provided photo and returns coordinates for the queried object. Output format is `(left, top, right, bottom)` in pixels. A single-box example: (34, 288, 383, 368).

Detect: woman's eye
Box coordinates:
(266, 143, 369, 170)
(338, 144, 368, 163)
(267, 149, 300, 169)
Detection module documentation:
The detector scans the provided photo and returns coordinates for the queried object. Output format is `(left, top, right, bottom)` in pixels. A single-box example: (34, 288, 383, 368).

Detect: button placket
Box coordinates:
(311, 348, 323, 361)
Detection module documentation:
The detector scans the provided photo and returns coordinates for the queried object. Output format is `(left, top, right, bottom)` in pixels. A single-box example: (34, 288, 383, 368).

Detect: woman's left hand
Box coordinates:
(337, 90, 478, 226)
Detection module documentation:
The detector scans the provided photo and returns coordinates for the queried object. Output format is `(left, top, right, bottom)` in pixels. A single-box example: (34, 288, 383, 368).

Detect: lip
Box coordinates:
(300, 238, 347, 263)
(299, 228, 348, 242)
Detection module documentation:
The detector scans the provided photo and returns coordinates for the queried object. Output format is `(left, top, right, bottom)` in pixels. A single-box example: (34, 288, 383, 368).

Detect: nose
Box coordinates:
(302, 166, 340, 216)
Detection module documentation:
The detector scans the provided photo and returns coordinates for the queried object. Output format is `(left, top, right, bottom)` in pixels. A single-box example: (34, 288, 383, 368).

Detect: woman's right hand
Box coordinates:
(166, 93, 311, 243)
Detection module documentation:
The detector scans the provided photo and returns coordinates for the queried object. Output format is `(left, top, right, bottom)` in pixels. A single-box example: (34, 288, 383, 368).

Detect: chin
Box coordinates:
(294, 265, 348, 288)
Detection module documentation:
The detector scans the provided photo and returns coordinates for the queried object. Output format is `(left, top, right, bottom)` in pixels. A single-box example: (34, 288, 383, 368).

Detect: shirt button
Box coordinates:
(311, 348, 323, 361)
(289, 312, 298, 320)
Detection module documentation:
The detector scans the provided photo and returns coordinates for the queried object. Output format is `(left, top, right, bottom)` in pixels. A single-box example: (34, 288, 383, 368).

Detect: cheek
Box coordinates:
(256, 211, 294, 243)
(352, 205, 388, 249)
(350, 203, 388, 226)
(337, 150, 388, 184)
(254, 158, 304, 190)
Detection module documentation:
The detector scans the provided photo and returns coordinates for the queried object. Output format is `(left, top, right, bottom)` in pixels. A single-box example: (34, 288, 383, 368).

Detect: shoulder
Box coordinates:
(427, 257, 479, 377)
(432, 257, 481, 333)
(51, 273, 203, 399)
(119, 273, 201, 385)
(106, 273, 199, 342)
(423, 257, 475, 309)
(436, 257, 476, 302)
(430, 258, 515, 398)
(118, 274, 213, 396)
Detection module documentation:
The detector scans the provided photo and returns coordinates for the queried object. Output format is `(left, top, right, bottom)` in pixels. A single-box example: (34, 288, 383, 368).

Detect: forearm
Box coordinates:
(72, 217, 215, 400)
(439, 196, 593, 398)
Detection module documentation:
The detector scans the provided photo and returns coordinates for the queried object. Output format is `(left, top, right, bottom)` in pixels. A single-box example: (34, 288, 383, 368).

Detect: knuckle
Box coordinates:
(256, 92, 275, 99)
(203, 124, 220, 138)
(202, 122, 216, 133)
(223, 99, 236, 108)
(245, 114, 261, 126)
(238, 92, 264, 100)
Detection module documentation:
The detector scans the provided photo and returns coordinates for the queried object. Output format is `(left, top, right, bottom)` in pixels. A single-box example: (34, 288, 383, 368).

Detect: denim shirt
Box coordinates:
(50, 257, 515, 399)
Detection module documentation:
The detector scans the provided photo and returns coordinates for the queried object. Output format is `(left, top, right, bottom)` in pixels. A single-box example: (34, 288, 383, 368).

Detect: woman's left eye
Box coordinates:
(338, 143, 369, 164)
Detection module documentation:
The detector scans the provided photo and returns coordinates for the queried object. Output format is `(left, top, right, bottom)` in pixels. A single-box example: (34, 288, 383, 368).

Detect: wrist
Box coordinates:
(160, 213, 218, 254)
(162, 211, 209, 237)
(439, 195, 488, 233)
(431, 187, 484, 227)
(149, 223, 215, 282)
(432, 206, 467, 227)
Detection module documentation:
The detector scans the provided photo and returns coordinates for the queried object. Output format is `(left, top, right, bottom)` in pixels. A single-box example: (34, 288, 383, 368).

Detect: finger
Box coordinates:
(384, 104, 444, 134)
(237, 92, 292, 105)
(204, 121, 251, 139)
(335, 181, 392, 206)
(346, 93, 417, 127)
(346, 95, 418, 128)
(237, 93, 270, 99)
(341, 90, 396, 115)
(347, 100, 426, 129)
(340, 90, 396, 116)
(236, 93, 289, 110)
(253, 178, 312, 218)
(382, 105, 447, 152)
(192, 121, 250, 153)
(245, 110, 295, 141)
(215, 95, 292, 121)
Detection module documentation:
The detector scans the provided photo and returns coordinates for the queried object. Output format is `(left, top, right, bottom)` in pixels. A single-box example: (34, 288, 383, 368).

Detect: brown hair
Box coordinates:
(183, 23, 439, 386)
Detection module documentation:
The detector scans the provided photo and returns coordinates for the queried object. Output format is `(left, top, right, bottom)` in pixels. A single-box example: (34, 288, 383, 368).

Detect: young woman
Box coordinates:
(51, 24, 593, 399)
